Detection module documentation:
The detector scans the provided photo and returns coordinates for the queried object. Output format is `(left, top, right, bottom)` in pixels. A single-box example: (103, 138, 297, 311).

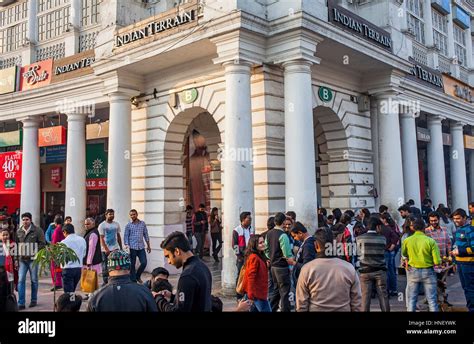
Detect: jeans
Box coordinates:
(101, 252, 109, 285)
(360, 270, 390, 312)
(269, 266, 291, 312)
(62, 268, 82, 293)
(457, 263, 474, 312)
(194, 232, 204, 258)
(251, 299, 272, 312)
(130, 248, 147, 282)
(186, 231, 194, 251)
(384, 250, 397, 293)
(211, 232, 223, 257)
(406, 267, 438, 312)
(18, 260, 39, 306)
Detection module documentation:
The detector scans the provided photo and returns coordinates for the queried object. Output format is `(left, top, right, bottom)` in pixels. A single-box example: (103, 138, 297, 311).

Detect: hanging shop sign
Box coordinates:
(407, 58, 444, 91)
(86, 143, 108, 190)
(50, 166, 63, 188)
(114, 2, 198, 49)
(464, 135, 474, 150)
(442, 133, 452, 146)
(0, 66, 19, 95)
(327, 0, 392, 51)
(86, 121, 109, 140)
(0, 151, 22, 194)
(39, 145, 67, 164)
(41, 163, 66, 192)
(0, 130, 20, 148)
(52, 50, 95, 83)
(38, 126, 67, 147)
(417, 127, 431, 142)
(442, 73, 473, 103)
(20, 59, 53, 91)
(318, 86, 334, 102)
(179, 88, 198, 104)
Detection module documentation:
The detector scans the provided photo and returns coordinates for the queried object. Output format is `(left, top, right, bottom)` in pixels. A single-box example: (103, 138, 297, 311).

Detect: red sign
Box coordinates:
(38, 126, 67, 147)
(86, 178, 107, 190)
(20, 59, 53, 91)
(87, 195, 100, 215)
(0, 151, 22, 194)
(50, 166, 62, 188)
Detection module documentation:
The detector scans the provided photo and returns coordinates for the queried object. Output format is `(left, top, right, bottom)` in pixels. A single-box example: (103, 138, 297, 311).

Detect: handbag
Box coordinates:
(235, 260, 247, 295)
(80, 268, 99, 293)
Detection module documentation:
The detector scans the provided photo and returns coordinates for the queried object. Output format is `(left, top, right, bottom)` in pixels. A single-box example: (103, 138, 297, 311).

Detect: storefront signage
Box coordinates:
(452, 5, 470, 29)
(179, 88, 198, 104)
(442, 133, 452, 146)
(442, 73, 473, 103)
(0, 66, 18, 95)
(417, 127, 431, 142)
(407, 58, 444, 91)
(464, 135, 474, 150)
(50, 166, 63, 188)
(86, 121, 109, 140)
(328, 0, 392, 51)
(20, 59, 53, 91)
(0, 130, 20, 148)
(115, 8, 197, 48)
(52, 51, 95, 83)
(318, 86, 333, 102)
(86, 143, 107, 190)
(39, 145, 67, 164)
(0, 151, 22, 194)
(38, 126, 67, 147)
(431, 0, 450, 15)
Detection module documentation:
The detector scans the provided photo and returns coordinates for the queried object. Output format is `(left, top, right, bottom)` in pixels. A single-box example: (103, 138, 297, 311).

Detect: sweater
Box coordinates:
(242, 253, 268, 301)
(356, 231, 387, 273)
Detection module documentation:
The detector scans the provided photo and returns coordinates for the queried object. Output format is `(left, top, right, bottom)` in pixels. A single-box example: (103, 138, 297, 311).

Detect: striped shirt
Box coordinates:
(356, 231, 387, 273)
(124, 220, 150, 250)
(425, 226, 452, 257)
(185, 214, 193, 233)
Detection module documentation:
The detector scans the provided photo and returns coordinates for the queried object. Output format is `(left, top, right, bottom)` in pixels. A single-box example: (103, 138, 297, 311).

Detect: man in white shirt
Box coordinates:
(98, 209, 122, 285)
(61, 224, 86, 293)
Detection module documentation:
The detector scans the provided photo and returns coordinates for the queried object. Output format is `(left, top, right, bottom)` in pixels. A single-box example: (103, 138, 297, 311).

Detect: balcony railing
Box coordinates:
(412, 41, 428, 66)
(438, 55, 451, 74)
(459, 66, 469, 84)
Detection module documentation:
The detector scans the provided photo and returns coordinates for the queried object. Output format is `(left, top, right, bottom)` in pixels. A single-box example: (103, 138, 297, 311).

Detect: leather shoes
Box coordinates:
(29, 301, 37, 308)
(18, 304, 25, 310)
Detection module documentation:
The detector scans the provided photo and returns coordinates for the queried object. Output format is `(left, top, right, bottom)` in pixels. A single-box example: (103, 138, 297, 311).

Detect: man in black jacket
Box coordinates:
(87, 250, 157, 312)
(290, 222, 316, 284)
(155, 231, 212, 312)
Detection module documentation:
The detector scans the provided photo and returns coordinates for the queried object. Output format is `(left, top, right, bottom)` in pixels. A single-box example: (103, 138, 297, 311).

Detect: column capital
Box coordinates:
(65, 112, 88, 122)
(427, 115, 446, 124)
(222, 60, 253, 75)
(16, 116, 41, 128)
(450, 121, 466, 130)
(400, 110, 418, 119)
(364, 69, 404, 97)
(211, 30, 266, 66)
(267, 29, 322, 66)
(108, 91, 135, 103)
(281, 60, 314, 74)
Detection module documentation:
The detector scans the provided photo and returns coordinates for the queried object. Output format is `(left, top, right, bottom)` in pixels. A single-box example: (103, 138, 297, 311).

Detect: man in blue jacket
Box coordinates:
(290, 222, 316, 284)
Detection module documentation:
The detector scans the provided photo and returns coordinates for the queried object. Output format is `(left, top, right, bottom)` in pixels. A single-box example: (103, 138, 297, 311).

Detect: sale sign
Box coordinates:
(0, 151, 22, 194)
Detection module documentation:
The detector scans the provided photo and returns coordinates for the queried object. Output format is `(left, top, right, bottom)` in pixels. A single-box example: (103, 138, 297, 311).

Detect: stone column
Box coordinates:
(400, 111, 421, 207)
(427, 115, 447, 207)
(19, 117, 41, 226)
(64, 112, 87, 234)
(450, 121, 468, 211)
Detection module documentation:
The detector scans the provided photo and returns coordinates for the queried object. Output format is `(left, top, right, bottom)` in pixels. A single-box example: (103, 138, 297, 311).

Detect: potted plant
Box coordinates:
(34, 243, 79, 311)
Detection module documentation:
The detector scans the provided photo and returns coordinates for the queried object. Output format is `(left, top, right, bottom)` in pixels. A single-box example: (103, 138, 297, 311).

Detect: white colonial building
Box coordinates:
(1, 0, 473, 291)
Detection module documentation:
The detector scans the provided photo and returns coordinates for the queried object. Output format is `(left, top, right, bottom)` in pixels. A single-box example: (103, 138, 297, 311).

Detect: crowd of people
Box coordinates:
(0, 198, 473, 313)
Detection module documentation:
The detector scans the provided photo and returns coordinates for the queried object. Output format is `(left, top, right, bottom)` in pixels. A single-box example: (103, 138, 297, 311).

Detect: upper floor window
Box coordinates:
(38, 0, 69, 13)
(432, 10, 448, 56)
(82, 0, 100, 27)
(0, 22, 27, 54)
(453, 24, 467, 67)
(406, 0, 425, 44)
(0, 1, 28, 27)
(38, 6, 70, 41)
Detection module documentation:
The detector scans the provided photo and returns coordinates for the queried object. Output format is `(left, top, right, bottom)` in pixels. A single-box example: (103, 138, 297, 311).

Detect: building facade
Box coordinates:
(1, 0, 473, 291)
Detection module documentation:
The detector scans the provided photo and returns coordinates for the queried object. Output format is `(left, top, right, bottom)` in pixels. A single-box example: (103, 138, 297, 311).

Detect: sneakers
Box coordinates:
(29, 301, 37, 308)
(50, 286, 62, 292)
(212, 254, 219, 263)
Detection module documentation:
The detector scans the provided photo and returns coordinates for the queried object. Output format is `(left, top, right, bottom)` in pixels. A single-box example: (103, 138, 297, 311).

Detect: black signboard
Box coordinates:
(406, 57, 445, 92)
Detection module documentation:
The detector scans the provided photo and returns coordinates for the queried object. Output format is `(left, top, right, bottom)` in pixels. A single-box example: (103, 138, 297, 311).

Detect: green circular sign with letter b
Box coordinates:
(318, 86, 333, 102)
(180, 88, 198, 104)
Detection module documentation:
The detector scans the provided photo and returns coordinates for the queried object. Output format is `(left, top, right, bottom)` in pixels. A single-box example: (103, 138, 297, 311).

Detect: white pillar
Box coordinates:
(470, 149, 474, 202)
(465, 27, 473, 69)
(400, 111, 421, 208)
(423, 0, 434, 48)
(221, 61, 255, 291)
(450, 122, 468, 211)
(19, 117, 41, 226)
(283, 60, 318, 231)
(27, 0, 38, 44)
(107, 93, 132, 231)
(427, 115, 447, 207)
(65, 113, 87, 235)
(376, 93, 405, 217)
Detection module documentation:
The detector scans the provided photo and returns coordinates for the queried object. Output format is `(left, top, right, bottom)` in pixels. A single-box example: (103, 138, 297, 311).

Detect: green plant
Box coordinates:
(34, 243, 80, 311)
